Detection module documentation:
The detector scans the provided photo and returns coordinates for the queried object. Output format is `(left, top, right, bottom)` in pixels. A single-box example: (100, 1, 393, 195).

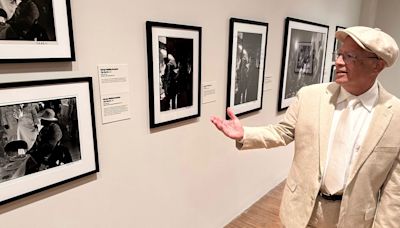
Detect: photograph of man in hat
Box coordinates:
(211, 26, 400, 227)
(25, 108, 72, 174)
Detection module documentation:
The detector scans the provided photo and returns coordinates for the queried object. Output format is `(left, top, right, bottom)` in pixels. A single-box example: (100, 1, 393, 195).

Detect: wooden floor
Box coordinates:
(225, 180, 285, 228)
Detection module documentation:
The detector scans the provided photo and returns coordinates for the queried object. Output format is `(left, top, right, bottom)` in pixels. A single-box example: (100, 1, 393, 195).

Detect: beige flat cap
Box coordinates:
(336, 26, 399, 67)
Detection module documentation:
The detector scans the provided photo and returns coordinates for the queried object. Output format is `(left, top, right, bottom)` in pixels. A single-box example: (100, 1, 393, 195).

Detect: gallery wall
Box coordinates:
(373, 0, 400, 98)
(0, 0, 364, 227)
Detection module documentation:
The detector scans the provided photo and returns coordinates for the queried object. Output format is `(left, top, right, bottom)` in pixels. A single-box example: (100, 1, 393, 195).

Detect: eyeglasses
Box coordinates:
(333, 51, 380, 64)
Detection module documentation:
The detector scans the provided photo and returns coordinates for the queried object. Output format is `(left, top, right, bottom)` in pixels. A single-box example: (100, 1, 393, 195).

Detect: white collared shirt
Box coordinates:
(322, 81, 379, 193)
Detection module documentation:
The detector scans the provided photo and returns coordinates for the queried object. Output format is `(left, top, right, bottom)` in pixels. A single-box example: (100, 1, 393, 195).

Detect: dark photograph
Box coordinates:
(0, 0, 56, 41)
(0, 97, 80, 183)
(147, 21, 201, 128)
(226, 18, 268, 118)
(284, 28, 325, 99)
(234, 31, 262, 105)
(278, 18, 328, 111)
(158, 36, 193, 112)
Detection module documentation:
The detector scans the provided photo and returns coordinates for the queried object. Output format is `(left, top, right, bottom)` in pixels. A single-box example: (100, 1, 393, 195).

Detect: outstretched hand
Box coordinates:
(210, 107, 244, 141)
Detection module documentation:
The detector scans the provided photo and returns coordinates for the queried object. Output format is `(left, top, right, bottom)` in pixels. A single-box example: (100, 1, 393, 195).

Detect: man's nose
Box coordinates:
(335, 54, 345, 65)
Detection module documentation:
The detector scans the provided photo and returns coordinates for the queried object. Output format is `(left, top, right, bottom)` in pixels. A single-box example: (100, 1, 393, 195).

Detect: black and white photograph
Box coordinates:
(0, 0, 56, 41)
(0, 75, 98, 205)
(158, 36, 193, 112)
(0, 98, 80, 183)
(227, 18, 268, 117)
(0, 0, 74, 62)
(146, 21, 201, 128)
(278, 17, 329, 111)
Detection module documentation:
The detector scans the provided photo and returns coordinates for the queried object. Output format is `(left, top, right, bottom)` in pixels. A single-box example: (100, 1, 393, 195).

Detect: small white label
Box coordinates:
(264, 75, 273, 91)
(202, 81, 217, 104)
(98, 64, 131, 124)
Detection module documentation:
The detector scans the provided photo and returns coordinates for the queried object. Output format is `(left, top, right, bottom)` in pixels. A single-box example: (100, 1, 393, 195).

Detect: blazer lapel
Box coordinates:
(319, 83, 340, 176)
(347, 84, 393, 183)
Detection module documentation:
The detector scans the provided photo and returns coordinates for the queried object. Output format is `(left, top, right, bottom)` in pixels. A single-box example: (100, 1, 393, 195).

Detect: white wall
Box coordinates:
(373, 0, 400, 97)
(0, 0, 362, 227)
(359, 0, 377, 27)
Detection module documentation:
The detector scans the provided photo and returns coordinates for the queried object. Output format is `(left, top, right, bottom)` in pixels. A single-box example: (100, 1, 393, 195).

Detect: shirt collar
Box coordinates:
(337, 81, 379, 112)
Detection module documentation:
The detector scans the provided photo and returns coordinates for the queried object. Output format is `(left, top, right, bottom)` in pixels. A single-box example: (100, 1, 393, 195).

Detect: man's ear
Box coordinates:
(374, 59, 386, 73)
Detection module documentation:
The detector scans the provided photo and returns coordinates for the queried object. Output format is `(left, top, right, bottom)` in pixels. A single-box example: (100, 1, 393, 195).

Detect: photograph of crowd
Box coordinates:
(284, 28, 325, 99)
(234, 31, 262, 105)
(158, 36, 193, 112)
(0, 97, 80, 183)
(0, 0, 56, 41)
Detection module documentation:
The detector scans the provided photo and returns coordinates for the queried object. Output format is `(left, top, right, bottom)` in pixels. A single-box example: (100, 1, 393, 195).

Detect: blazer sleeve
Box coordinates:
(236, 90, 300, 150)
(373, 152, 400, 227)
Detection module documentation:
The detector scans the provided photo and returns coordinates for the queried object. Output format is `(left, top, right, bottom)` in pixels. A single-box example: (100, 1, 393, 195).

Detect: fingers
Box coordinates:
(210, 116, 223, 130)
(226, 107, 237, 120)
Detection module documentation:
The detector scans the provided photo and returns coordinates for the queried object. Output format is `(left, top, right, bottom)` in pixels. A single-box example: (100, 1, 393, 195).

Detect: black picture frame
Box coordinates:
(332, 26, 346, 61)
(226, 18, 268, 118)
(146, 21, 201, 128)
(330, 65, 336, 82)
(278, 17, 329, 111)
(0, 0, 75, 63)
(0, 75, 98, 205)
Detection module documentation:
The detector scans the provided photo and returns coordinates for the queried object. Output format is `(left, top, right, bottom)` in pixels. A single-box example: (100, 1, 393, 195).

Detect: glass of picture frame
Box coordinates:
(146, 21, 201, 128)
(0, 74, 98, 204)
(226, 18, 268, 118)
(0, 0, 75, 62)
(278, 17, 329, 111)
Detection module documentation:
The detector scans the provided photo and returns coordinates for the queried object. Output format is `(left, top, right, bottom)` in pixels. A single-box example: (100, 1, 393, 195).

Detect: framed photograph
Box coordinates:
(0, 75, 98, 204)
(332, 26, 346, 61)
(146, 21, 201, 128)
(0, 0, 75, 62)
(278, 17, 329, 111)
(226, 18, 268, 118)
(330, 65, 336, 82)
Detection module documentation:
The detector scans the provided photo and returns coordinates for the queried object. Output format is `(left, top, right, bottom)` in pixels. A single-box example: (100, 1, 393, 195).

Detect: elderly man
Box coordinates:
(211, 26, 400, 228)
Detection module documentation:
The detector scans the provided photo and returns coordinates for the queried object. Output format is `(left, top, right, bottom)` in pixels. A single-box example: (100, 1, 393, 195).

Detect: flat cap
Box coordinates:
(336, 26, 399, 67)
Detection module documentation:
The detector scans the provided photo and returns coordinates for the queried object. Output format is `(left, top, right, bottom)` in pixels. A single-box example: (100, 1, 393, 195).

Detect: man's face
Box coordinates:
(335, 37, 381, 94)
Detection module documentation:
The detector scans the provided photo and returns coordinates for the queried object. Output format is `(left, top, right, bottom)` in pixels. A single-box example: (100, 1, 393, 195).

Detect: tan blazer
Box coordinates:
(238, 82, 400, 228)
